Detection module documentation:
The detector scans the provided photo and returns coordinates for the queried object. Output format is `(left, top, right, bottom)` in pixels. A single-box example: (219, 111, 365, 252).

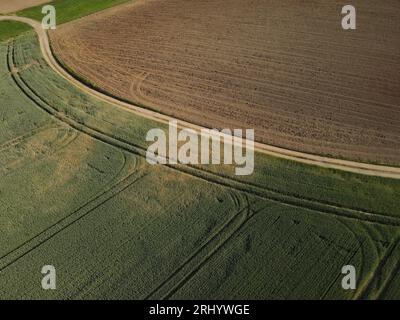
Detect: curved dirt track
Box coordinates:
(50, 0, 400, 166)
(1, 15, 400, 179)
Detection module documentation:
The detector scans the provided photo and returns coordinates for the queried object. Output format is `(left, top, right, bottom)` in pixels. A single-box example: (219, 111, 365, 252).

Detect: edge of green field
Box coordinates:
(0, 21, 31, 42)
(11, 31, 400, 219)
(1, 0, 132, 43)
(17, 0, 132, 25)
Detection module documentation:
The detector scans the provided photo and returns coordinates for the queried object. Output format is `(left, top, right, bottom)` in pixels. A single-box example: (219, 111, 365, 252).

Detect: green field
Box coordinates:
(1, 0, 132, 44)
(0, 21, 31, 42)
(17, 0, 132, 25)
(0, 28, 399, 299)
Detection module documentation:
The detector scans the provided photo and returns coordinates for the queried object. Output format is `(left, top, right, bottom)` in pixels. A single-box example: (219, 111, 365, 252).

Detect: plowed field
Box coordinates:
(50, 0, 400, 164)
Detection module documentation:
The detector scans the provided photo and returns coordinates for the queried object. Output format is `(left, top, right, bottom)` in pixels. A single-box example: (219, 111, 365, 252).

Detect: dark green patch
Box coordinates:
(0, 21, 31, 43)
(18, 0, 131, 25)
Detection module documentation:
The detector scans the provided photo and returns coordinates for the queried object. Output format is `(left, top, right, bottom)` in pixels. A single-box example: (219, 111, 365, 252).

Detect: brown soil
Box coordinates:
(0, 0, 50, 14)
(50, 0, 400, 165)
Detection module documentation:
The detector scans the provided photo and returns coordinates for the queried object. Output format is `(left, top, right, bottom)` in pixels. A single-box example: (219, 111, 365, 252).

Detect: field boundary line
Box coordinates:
(6, 40, 400, 228)
(0, 15, 399, 179)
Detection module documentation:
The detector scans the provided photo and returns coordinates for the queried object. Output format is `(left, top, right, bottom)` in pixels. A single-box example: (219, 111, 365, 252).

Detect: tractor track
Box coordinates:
(161, 204, 272, 300)
(144, 204, 253, 299)
(5, 40, 400, 228)
(355, 237, 400, 300)
(1, 15, 400, 179)
(0, 169, 148, 272)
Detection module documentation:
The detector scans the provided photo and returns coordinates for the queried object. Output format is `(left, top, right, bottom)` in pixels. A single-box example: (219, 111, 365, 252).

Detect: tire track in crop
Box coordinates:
(375, 248, 400, 299)
(320, 236, 365, 299)
(6, 41, 400, 228)
(318, 216, 390, 301)
(0, 124, 55, 152)
(163, 205, 373, 299)
(339, 221, 371, 300)
(0, 127, 79, 178)
(354, 223, 392, 299)
(144, 201, 254, 300)
(0, 143, 142, 271)
(227, 190, 247, 211)
(160, 204, 279, 300)
(181, 165, 400, 227)
(0, 53, 144, 268)
(73, 175, 239, 300)
(0, 168, 148, 272)
(354, 237, 400, 300)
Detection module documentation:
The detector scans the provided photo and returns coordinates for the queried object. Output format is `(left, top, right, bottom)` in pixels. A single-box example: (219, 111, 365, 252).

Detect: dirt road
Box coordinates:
(1, 15, 400, 179)
(50, 0, 400, 165)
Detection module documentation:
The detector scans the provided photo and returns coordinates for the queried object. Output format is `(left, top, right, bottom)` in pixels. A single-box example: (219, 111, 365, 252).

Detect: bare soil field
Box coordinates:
(0, 0, 50, 14)
(50, 0, 400, 164)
